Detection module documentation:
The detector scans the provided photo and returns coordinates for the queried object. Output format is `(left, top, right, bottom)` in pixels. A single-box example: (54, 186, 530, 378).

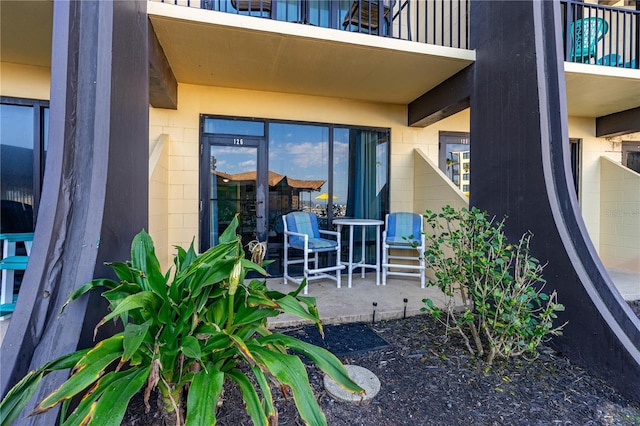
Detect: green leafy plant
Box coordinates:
(421, 206, 566, 365)
(1, 215, 363, 426)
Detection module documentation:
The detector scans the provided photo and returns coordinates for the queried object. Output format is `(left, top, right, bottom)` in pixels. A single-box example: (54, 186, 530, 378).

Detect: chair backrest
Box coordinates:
(284, 212, 320, 245)
(570, 17, 608, 61)
(231, 0, 272, 12)
(343, 0, 396, 31)
(385, 212, 422, 245)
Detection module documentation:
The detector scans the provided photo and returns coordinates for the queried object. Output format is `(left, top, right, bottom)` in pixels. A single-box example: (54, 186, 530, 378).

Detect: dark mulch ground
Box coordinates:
(124, 301, 640, 425)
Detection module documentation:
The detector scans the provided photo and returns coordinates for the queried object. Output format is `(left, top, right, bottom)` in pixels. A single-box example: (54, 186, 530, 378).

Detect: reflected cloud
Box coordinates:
(271, 141, 328, 170)
(239, 159, 257, 169)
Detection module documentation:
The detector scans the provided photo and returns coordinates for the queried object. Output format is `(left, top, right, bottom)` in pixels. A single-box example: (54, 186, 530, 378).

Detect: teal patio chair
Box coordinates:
(0, 232, 33, 316)
(569, 17, 609, 63)
(382, 212, 425, 288)
(282, 212, 344, 294)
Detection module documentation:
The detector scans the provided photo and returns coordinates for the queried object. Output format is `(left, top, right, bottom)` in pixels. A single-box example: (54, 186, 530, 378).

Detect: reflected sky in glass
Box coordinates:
(210, 145, 256, 175)
(269, 122, 329, 196)
(1, 104, 33, 148)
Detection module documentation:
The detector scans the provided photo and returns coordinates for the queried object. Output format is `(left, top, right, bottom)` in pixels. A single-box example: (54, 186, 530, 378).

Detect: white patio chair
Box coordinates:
(382, 212, 425, 287)
(282, 211, 344, 295)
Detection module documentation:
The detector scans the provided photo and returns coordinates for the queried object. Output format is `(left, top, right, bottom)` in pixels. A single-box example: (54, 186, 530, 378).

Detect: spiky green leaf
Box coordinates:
(36, 335, 125, 413)
(0, 350, 89, 426)
(259, 334, 363, 394)
(123, 320, 151, 361)
(249, 345, 327, 426)
(97, 291, 161, 329)
(185, 367, 224, 426)
(227, 369, 268, 426)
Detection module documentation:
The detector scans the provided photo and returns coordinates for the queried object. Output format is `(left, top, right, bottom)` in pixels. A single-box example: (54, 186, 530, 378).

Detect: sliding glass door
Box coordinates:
(0, 97, 49, 234)
(200, 130, 268, 254)
(200, 115, 389, 275)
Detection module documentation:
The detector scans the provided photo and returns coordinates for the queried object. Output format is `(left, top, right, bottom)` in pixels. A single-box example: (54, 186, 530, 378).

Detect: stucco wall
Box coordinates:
(0, 62, 50, 99)
(599, 156, 640, 272)
(413, 147, 468, 216)
(149, 134, 170, 270)
(393, 109, 471, 212)
(569, 116, 614, 251)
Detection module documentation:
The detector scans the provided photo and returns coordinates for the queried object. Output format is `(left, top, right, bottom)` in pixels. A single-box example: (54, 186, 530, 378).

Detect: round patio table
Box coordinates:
(332, 218, 384, 288)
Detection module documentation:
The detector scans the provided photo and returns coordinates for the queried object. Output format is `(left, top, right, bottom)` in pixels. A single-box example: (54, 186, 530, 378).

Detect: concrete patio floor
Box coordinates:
(265, 274, 449, 328)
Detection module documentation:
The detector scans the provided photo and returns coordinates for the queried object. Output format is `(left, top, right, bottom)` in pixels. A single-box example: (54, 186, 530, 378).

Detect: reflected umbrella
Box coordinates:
(315, 193, 337, 200)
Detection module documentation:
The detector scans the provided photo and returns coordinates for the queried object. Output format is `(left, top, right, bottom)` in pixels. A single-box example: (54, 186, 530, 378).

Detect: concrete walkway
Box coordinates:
(607, 268, 640, 301)
(1, 268, 637, 344)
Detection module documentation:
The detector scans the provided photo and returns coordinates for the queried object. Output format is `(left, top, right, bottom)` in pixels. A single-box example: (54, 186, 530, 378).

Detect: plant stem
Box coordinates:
(226, 292, 235, 332)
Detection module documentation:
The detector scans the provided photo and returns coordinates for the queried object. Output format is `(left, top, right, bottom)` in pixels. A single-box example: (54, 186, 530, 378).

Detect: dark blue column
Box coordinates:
(470, 0, 639, 400)
(0, 1, 149, 423)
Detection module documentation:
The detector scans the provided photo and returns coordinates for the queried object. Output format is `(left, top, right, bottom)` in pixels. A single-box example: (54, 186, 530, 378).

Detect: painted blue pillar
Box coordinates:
(470, 0, 639, 400)
(0, 1, 149, 423)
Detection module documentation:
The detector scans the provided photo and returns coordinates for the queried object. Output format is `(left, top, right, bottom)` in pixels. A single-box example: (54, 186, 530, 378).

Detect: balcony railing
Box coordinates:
(156, 0, 469, 49)
(561, 0, 639, 69)
(154, 0, 640, 69)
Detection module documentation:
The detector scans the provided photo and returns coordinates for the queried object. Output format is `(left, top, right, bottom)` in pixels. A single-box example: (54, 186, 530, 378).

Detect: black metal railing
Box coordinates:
(154, 0, 640, 69)
(561, 0, 639, 69)
(156, 0, 469, 49)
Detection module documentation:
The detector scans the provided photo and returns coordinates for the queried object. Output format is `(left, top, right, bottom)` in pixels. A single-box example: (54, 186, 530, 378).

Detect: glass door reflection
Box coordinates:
(209, 143, 261, 249)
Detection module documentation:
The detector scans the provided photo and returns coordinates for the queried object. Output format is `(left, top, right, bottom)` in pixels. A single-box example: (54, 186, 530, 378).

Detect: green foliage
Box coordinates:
(0, 215, 363, 426)
(420, 206, 566, 365)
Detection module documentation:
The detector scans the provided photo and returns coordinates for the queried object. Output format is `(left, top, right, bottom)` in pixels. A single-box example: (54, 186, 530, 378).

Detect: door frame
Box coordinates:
(199, 134, 268, 253)
(569, 138, 581, 200)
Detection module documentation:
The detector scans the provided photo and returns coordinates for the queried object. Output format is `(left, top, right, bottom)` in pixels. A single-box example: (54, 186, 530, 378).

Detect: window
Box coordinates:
(439, 131, 470, 197)
(1, 97, 49, 233)
(622, 141, 640, 174)
(200, 116, 389, 275)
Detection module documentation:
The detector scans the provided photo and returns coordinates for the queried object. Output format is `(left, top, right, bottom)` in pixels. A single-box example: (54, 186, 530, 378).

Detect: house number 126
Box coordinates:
(233, 138, 244, 145)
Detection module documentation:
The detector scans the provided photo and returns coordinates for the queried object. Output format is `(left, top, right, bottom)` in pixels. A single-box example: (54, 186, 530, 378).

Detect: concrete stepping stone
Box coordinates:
(323, 364, 380, 403)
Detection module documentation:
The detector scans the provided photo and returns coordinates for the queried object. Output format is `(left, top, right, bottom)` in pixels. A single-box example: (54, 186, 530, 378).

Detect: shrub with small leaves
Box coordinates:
(0, 215, 363, 426)
(421, 206, 566, 365)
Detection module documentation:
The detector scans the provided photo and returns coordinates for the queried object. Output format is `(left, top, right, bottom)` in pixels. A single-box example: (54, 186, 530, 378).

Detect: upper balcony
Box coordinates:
(560, 0, 640, 118)
(147, 0, 475, 106)
(562, 0, 638, 69)
(148, 0, 639, 118)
